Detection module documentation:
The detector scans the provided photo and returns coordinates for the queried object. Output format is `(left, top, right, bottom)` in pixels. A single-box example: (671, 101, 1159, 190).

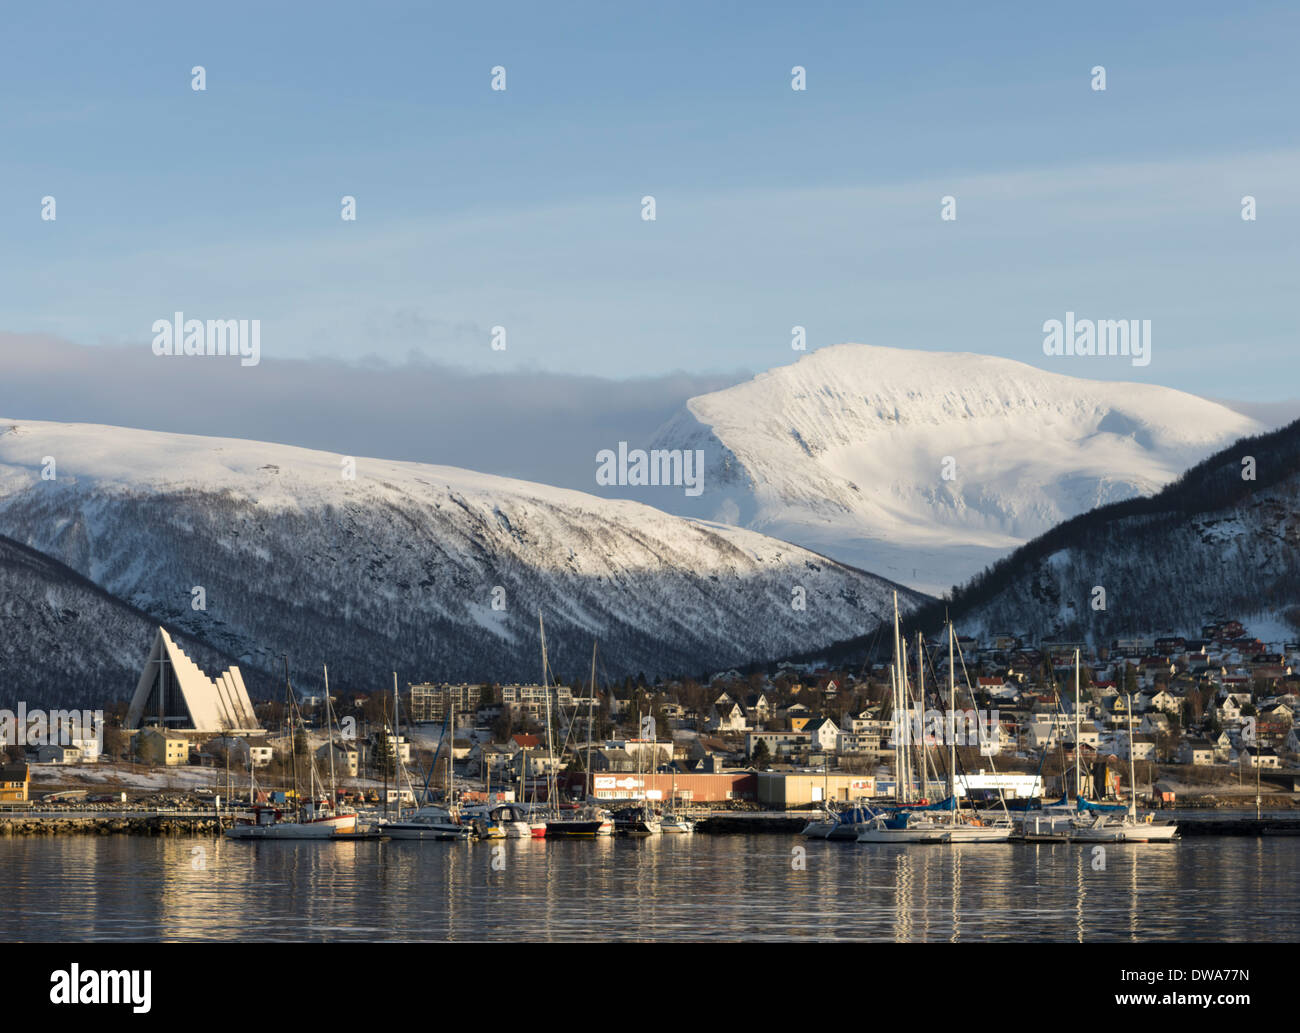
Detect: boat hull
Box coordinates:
(857, 827, 947, 843)
(381, 824, 472, 841)
(940, 825, 1013, 843)
(546, 820, 605, 837)
(226, 813, 358, 840)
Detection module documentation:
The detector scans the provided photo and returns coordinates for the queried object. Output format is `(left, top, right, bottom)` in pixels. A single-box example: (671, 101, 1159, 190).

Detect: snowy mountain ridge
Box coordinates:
(0, 419, 925, 697)
(649, 343, 1262, 593)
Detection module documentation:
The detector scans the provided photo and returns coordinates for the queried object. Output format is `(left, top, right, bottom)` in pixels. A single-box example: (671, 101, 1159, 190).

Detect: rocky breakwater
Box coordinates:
(0, 814, 230, 836)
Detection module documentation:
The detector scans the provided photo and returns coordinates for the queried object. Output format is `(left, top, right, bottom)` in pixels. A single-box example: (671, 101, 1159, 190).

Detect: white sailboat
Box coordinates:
(660, 770, 696, 833)
(859, 595, 947, 844)
(936, 621, 1013, 843)
(227, 660, 358, 840)
(1098, 694, 1179, 843)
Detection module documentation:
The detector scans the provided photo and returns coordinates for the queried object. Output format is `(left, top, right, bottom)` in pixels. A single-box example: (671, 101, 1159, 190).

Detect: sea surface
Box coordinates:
(2, 834, 1296, 942)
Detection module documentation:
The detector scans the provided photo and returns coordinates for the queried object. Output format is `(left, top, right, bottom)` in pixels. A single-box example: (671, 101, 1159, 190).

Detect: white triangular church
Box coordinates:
(126, 628, 261, 734)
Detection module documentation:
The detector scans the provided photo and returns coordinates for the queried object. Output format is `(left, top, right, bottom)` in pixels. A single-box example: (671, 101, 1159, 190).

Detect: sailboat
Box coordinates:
(859, 595, 947, 844)
(859, 609, 1012, 844)
(929, 621, 1013, 843)
(380, 675, 473, 841)
(1021, 649, 1126, 841)
(799, 759, 842, 838)
(1071, 694, 1179, 843)
(227, 660, 359, 840)
(536, 625, 608, 837)
(660, 767, 695, 833)
(609, 707, 662, 835)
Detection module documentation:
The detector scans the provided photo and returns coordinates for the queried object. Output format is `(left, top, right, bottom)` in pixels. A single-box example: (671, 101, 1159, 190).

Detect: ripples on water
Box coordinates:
(2, 836, 1295, 942)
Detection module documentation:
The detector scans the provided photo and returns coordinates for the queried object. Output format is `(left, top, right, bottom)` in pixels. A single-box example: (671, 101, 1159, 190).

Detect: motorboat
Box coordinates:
(612, 802, 662, 836)
(379, 804, 473, 841)
(546, 804, 612, 837)
(487, 803, 533, 838)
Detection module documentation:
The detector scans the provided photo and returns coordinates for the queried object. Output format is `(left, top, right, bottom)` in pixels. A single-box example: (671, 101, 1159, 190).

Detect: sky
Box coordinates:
(0, 0, 1297, 441)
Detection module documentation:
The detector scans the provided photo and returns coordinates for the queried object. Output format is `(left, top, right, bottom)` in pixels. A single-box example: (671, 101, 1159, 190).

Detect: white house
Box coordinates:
(805, 717, 841, 753)
(1240, 745, 1281, 769)
(708, 701, 748, 733)
(1177, 740, 1217, 766)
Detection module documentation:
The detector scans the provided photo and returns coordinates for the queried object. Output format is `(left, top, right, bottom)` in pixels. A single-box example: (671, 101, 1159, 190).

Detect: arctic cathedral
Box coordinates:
(124, 628, 261, 736)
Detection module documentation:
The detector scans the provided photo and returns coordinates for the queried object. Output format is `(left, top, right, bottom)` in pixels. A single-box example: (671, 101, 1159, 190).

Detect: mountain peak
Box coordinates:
(657, 343, 1262, 593)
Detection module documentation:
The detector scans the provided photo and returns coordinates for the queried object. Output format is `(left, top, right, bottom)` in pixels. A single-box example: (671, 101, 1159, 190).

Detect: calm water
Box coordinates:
(2, 834, 1296, 942)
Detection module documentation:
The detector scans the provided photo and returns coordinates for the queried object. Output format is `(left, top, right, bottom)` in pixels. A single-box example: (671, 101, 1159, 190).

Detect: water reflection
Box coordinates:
(0, 836, 1294, 942)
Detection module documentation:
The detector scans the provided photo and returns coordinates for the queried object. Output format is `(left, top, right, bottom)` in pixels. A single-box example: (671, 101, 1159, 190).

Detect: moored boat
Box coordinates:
(380, 804, 473, 841)
(226, 803, 358, 840)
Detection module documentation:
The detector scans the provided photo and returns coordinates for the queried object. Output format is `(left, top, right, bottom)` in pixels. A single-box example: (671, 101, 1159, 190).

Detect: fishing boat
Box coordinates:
(1021, 812, 1078, 841)
(226, 801, 358, 840)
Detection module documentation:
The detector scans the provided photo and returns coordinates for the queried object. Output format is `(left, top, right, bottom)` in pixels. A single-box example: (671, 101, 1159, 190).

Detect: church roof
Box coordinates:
(125, 628, 261, 733)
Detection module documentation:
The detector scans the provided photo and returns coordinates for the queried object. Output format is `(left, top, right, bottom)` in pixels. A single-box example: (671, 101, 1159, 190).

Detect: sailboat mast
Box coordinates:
(916, 631, 926, 802)
(539, 610, 554, 815)
(948, 622, 956, 802)
(1126, 693, 1137, 821)
(890, 665, 901, 804)
(1074, 648, 1082, 803)
(284, 657, 299, 818)
(324, 665, 337, 813)
(587, 641, 597, 804)
(393, 672, 402, 821)
(892, 592, 907, 804)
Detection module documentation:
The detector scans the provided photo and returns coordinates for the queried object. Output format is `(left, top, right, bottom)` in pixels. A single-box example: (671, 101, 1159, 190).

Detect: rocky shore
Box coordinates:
(0, 815, 230, 836)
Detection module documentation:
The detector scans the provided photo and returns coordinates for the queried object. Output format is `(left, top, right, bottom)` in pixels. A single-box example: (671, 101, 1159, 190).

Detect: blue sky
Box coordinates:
(1, 0, 1297, 398)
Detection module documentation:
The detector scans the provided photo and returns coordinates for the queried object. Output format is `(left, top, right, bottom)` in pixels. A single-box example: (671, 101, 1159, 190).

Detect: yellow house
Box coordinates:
(132, 728, 189, 766)
(0, 763, 29, 802)
(790, 717, 811, 732)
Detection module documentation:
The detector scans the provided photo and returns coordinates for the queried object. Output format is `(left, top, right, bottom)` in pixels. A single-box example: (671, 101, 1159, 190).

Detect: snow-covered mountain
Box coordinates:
(0, 532, 267, 709)
(649, 344, 1263, 594)
(921, 417, 1300, 644)
(0, 419, 925, 699)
